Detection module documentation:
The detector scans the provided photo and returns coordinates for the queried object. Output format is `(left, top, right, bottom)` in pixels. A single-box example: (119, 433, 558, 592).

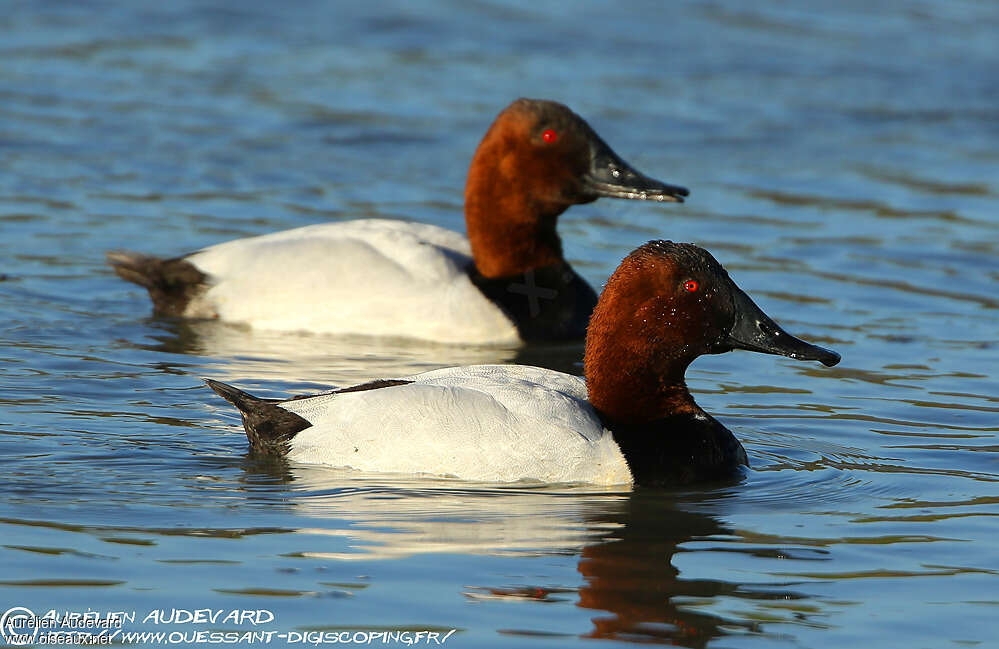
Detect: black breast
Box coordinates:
(469, 262, 598, 342)
(604, 412, 749, 487)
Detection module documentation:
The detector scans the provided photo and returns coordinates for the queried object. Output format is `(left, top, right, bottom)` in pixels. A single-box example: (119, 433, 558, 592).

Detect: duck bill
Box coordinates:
(581, 136, 689, 203)
(724, 286, 841, 367)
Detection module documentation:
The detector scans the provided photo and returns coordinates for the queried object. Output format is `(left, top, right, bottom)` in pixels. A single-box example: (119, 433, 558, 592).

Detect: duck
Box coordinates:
(108, 98, 689, 345)
(206, 241, 840, 487)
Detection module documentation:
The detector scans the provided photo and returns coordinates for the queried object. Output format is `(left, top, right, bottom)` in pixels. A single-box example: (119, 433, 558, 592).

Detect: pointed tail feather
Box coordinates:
(205, 379, 311, 454)
(107, 250, 207, 316)
(106, 251, 160, 289)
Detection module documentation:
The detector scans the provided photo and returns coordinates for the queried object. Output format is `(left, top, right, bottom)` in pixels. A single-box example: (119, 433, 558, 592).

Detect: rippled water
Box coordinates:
(1, 1, 997, 647)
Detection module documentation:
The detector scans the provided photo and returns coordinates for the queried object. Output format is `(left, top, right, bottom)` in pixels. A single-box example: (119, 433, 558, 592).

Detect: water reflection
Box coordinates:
(576, 490, 777, 646)
(281, 467, 623, 558)
(280, 467, 811, 646)
(140, 318, 585, 385)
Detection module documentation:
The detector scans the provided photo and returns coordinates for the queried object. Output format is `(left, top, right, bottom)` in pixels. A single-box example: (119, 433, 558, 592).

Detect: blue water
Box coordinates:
(1, 1, 997, 647)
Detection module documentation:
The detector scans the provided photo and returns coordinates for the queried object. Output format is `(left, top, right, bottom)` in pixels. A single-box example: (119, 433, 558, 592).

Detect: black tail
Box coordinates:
(107, 251, 208, 316)
(205, 379, 312, 454)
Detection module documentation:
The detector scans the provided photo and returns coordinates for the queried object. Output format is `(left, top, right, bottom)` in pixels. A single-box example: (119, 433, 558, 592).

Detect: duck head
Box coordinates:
(585, 241, 840, 425)
(466, 99, 689, 278)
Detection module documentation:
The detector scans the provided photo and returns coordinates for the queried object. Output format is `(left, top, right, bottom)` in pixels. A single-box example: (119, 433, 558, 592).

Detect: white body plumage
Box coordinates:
(185, 219, 520, 344)
(276, 365, 633, 486)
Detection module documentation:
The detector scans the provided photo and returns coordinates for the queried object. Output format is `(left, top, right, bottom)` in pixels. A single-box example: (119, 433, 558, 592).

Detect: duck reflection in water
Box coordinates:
(137, 317, 586, 386)
(477, 490, 797, 646)
(240, 463, 813, 647)
(576, 490, 772, 646)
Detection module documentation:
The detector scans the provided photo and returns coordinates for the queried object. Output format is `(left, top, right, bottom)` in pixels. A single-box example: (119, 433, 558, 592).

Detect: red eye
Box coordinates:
(542, 129, 558, 143)
(683, 280, 699, 292)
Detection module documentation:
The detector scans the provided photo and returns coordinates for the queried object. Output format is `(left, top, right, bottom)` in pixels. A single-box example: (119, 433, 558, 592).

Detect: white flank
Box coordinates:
(280, 365, 633, 486)
(185, 219, 520, 344)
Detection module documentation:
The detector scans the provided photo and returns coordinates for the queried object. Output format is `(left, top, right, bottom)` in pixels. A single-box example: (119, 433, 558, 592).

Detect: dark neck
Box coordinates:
(465, 173, 568, 278)
(587, 374, 748, 486)
(469, 262, 597, 342)
(599, 407, 749, 487)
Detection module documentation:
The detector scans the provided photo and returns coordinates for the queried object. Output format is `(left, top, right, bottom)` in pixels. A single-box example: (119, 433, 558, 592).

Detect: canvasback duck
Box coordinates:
(206, 241, 840, 486)
(108, 98, 689, 344)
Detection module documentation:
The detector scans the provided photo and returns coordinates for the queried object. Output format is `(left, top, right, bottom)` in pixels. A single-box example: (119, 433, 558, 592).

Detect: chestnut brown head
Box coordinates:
(585, 241, 839, 423)
(465, 99, 689, 278)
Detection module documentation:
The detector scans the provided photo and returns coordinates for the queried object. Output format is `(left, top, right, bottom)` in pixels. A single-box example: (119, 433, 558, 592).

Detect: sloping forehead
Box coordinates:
(633, 240, 728, 278)
(503, 98, 584, 130)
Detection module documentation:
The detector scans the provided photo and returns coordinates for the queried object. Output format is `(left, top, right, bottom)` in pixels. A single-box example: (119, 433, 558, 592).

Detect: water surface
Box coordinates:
(1, 1, 997, 647)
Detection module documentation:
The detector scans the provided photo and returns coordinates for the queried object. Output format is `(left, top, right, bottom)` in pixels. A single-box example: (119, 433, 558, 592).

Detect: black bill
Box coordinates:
(581, 135, 689, 203)
(724, 285, 841, 367)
